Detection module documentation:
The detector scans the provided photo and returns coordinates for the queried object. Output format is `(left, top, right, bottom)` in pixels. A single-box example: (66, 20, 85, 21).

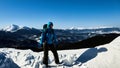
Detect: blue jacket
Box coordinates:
(40, 28, 57, 45)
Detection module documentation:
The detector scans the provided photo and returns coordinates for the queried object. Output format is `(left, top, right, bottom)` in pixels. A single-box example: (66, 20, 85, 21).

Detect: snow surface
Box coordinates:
(0, 36, 120, 68)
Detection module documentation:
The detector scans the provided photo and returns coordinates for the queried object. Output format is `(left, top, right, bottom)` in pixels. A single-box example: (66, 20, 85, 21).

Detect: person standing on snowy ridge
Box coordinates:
(40, 22, 60, 66)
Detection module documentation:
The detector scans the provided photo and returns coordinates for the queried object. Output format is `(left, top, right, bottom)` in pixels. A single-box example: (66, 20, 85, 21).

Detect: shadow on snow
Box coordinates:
(62, 47, 107, 67)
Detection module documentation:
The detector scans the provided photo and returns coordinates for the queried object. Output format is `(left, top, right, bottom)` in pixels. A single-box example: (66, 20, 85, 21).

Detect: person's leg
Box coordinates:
(49, 44, 60, 64)
(43, 43, 48, 65)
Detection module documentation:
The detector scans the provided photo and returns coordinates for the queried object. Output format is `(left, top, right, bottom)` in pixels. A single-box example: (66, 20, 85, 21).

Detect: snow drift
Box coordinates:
(0, 52, 20, 68)
(0, 36, 120, 68)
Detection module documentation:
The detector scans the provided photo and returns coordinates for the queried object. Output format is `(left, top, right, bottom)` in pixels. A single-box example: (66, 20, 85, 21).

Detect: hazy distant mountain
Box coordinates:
(2, 24, 32, 32)
(69, 26, 119, 30)
(0, 25, 120, 52)
(1, 24, 120, 43)
(3, 24, 20, 32)
(2, 24, 120, 34)
(21, 26, 31, 30)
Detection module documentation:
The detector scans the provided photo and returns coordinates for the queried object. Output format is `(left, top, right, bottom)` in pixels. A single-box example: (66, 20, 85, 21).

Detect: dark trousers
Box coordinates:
(43, 43, 59, 65)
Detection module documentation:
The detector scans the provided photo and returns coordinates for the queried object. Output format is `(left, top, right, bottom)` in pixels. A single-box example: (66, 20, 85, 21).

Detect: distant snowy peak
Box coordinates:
(21, 26, 31, 30)
(3, 24, 20, 32)
(70, 27, 77, 30)
(69, 26, 120, 30)
(3, 24, 31, 32)
(70, 27, 85, 30)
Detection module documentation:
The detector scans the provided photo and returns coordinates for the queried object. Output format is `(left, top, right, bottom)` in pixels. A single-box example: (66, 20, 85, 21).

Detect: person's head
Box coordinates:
(47, 22, 53, 29)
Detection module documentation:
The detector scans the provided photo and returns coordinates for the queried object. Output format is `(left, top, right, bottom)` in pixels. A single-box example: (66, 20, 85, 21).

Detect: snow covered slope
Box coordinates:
(0, 36, 120, 68)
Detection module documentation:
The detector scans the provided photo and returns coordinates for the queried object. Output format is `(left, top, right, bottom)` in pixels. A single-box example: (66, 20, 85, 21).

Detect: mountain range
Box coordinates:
(0, 24, 120, 52)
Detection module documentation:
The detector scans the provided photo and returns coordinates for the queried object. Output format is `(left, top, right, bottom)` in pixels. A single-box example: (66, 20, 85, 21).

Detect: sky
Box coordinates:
(0, 0, 120, 29)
